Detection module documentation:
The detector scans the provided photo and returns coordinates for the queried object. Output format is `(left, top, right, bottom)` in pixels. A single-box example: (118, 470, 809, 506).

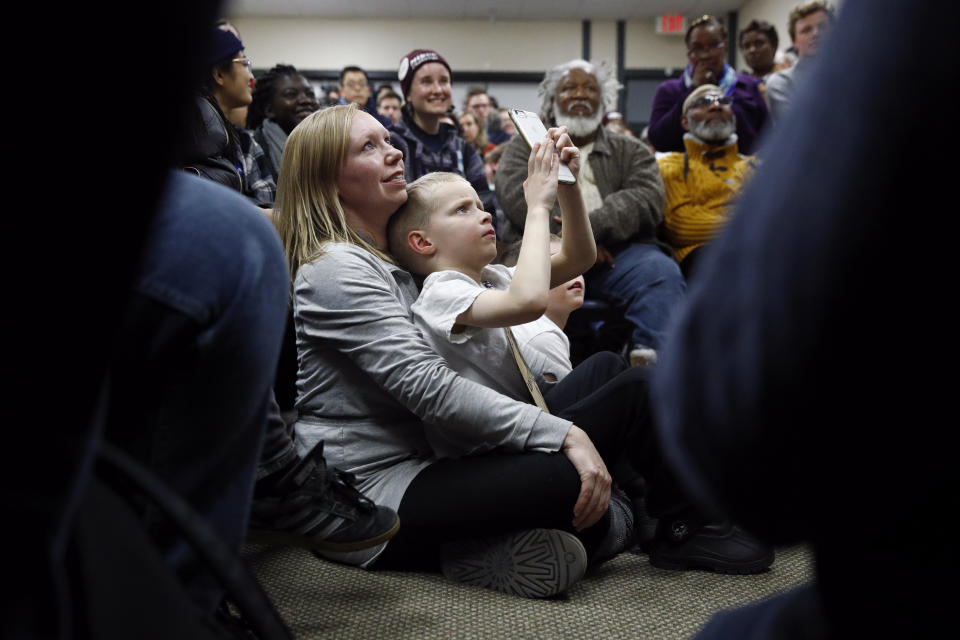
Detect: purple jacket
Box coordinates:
(648, 74, 768, 155)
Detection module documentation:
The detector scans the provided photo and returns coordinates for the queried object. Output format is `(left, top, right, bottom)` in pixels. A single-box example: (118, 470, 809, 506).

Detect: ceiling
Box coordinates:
(226, 0, 744, 21)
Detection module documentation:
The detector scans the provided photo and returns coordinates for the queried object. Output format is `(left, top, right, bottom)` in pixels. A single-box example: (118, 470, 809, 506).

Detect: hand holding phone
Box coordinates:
(509, 109, 577, 184)
(523, 135, 559, 215)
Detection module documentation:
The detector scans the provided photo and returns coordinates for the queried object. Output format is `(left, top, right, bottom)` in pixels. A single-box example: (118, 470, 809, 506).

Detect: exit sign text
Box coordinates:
(656, 15, 687, 35)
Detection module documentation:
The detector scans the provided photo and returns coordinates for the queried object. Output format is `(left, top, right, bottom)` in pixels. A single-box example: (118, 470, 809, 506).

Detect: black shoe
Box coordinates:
(631, 493, 659, 553)
(648, 518, 774, 575)
(247, 441, 400, 552)
(614, 472, 658, 554)
(590, 486, 636, 565)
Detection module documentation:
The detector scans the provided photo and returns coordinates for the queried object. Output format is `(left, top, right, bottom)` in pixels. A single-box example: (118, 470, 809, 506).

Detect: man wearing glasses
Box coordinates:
(190, 27, 276, 209)
(339, 66, 372, 108)
(339, 65, 397, 129)
(648, 15, 768, 155)
(657, 84, 757, 281)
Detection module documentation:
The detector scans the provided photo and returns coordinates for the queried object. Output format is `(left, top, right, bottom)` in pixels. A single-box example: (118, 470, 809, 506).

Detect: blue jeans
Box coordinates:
(585, 242, 686, 350)
(104, 172, 288, 611)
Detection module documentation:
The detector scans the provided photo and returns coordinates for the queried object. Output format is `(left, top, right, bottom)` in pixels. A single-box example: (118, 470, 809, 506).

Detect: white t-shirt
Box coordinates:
(412, 264, 529, 402)
(512, 316, 572, 392)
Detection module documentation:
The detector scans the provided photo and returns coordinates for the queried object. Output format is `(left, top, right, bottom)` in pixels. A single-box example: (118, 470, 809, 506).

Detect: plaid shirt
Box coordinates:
(236, 125, 276, 208)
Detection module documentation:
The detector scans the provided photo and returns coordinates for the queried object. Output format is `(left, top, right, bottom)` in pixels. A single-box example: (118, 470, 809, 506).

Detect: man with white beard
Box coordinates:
(496, 59, 682, 367)
(658, 84, 757, 281)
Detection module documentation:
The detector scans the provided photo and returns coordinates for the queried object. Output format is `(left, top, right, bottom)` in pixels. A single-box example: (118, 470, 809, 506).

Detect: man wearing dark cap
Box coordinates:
(185, 27, 276, 208)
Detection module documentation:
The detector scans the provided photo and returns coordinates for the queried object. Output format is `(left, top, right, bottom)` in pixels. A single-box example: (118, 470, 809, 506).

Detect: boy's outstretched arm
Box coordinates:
(548, 127, 596, 286)
(456, 138, 558, 329)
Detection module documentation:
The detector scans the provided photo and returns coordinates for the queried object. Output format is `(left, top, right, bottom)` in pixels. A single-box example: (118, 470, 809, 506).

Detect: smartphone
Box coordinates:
(508, 109, 576, 184)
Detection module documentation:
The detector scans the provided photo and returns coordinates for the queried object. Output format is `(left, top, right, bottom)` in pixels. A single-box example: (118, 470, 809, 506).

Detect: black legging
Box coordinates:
(377, 352, 685, 570)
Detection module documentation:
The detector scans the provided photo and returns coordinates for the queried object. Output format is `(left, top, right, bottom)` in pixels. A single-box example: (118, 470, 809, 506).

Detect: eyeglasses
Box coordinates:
(687, 41, 726, 58)
(232, 57, 253, 71)
(689, 94, 732, 109)
(342, 81, 368, 90)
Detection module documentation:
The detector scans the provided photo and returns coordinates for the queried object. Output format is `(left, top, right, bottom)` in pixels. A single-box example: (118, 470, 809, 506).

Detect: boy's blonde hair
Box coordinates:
(274, 103, 393, 281)
(387, 172, 471, 273)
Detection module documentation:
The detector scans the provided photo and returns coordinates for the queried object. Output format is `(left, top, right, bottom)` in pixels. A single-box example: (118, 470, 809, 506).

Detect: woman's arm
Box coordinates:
(299, 244, 610, 528)
(297, 245, 569, 455)
(647, 80, 689, 153)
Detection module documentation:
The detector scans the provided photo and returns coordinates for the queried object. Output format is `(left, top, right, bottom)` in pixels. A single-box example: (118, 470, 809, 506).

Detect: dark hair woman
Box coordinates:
(738, 19, 780, 80)
(247, 63, 320, 184)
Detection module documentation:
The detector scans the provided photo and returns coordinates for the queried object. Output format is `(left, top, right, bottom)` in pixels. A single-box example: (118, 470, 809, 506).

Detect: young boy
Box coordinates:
(389, 141, 639, 565)
(387, 134, 595, 406)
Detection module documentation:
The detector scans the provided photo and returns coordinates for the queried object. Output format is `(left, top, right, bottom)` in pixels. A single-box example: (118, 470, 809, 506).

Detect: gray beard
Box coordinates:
(688, 117, 736, 143)
(554, 108, 605, 139)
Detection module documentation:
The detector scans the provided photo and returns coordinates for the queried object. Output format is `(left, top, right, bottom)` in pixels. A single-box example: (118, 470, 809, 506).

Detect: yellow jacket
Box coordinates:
(658, 135, 756, 262)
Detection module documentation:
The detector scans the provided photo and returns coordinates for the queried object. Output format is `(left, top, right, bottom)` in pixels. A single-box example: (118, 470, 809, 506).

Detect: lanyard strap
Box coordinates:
(504, 327, 550, 412)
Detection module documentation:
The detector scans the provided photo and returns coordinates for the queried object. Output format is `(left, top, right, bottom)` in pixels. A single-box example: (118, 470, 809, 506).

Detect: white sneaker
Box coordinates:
(441, 528, 587, 598)
(629, 347, 658, 367)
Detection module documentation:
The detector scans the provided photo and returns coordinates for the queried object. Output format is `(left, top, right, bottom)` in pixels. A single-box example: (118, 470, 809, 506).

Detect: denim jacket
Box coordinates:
(495, 125, 667, 250)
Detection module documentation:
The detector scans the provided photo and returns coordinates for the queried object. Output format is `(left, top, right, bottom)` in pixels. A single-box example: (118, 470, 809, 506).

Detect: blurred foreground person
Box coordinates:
(653, 1, 956, 637)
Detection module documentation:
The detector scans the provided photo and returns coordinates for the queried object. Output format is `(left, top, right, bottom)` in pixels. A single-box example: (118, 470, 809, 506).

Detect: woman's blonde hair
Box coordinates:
(274, 103, 393, 280)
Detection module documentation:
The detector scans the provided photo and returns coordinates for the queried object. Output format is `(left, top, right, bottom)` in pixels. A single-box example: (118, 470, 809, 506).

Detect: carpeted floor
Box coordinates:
(244, 543, 815, 639)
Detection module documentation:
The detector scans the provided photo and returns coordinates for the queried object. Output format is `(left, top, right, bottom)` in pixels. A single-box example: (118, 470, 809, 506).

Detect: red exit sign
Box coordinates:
(656, 15, 687, 34)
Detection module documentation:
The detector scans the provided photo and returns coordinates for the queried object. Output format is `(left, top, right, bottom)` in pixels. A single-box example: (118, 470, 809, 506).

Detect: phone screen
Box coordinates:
(508, 109, 576, 184)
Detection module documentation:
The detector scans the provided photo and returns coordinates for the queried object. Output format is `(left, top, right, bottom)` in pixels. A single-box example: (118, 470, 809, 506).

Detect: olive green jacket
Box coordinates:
(494, 125, 666, 249)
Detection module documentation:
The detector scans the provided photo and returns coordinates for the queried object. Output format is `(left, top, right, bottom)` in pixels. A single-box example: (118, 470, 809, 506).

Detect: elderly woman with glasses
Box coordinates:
(648, 15, 768, 155)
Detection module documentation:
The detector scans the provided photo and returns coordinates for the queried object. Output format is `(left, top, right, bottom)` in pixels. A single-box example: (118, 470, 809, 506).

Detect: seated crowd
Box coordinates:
(153, 1, 827, 591)
(63, 1, 949, 638)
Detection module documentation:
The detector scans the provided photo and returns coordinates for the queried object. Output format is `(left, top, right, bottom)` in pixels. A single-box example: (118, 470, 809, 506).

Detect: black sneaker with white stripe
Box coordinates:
(441, 528, 587, 598)
(247, 441, 399, 552)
